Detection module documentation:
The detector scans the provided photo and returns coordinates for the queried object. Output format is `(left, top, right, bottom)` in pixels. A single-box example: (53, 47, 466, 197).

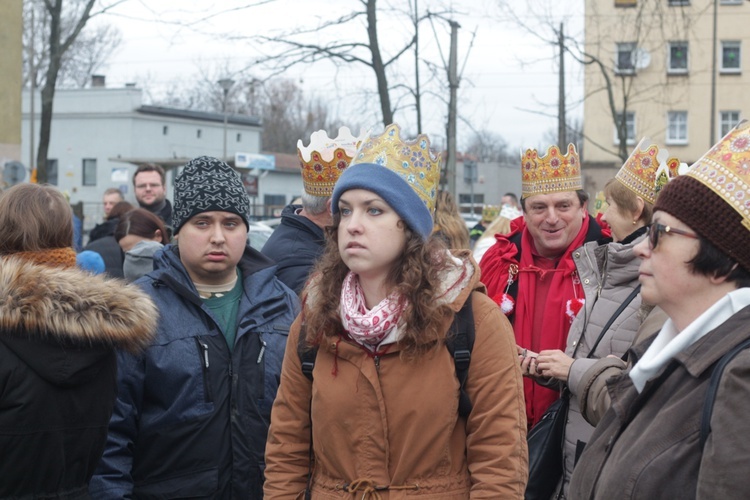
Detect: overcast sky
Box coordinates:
(96, 0, 585, 153)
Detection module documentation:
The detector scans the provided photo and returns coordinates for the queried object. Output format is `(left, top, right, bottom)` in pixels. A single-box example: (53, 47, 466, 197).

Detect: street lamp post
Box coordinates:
(218, 78, 235, 161)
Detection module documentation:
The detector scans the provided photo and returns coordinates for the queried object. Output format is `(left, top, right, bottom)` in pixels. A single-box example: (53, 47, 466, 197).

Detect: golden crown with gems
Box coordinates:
(521, 144, 582, 199)
(685, 119, 750, 229)
(297, 127, 367, 197)
(351, 123, 441, 214)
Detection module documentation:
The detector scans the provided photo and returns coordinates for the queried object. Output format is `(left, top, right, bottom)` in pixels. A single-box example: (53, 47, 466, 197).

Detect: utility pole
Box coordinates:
(710, 0, 718, 146)
(29, 4, 35, 176)
(558, 22, 566, 149)
(446, 20, 460, 196)
(218, 78, 234, 161)
(412, 0, 422, 133)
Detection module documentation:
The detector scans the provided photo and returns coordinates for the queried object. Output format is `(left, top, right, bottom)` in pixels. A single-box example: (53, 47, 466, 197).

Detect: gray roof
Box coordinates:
(136, 105, 262, 127)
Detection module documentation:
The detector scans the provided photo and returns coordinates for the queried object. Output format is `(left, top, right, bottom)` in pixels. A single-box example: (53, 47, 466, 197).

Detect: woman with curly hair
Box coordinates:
(264, 124, 528, 499)
(432, 189, 471, 249)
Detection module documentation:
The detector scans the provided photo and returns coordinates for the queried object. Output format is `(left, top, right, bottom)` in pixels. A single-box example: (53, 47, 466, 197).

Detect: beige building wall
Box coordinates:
(0, 0, 23, 164)
(582, 0, 749, 193)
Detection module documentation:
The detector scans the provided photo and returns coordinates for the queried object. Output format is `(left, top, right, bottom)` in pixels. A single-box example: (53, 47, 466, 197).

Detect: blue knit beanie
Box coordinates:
(76, 250, 106, 275)
(332, 164, 434, 238)
(331, 124, 440, 240)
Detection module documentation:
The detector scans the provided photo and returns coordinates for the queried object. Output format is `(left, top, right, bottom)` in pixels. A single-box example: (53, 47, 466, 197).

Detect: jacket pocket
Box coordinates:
(135, 466, 218, 499)
(195, 337, 213, 403)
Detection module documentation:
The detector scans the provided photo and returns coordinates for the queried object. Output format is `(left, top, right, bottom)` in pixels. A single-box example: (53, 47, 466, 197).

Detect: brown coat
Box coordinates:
(578, 306, 668, 426)
(570, 305, 750, 499)
(264, 257, 528, 499)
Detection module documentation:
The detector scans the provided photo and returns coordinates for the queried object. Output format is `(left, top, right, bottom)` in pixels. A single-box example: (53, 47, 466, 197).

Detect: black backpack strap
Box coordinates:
(448, 294, 475, 418)
(584, 285, 641, 359)
(700, 337, 750, 449)
(297, 324, 317, 381)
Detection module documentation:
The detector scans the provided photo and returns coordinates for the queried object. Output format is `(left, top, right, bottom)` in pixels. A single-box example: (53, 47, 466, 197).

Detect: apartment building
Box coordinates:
(582, 0, 748, 193)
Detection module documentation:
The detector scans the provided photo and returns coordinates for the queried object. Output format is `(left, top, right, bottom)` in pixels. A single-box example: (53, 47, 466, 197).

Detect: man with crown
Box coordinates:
(479, 144, 603, 428)
(261, 127, 365, 294)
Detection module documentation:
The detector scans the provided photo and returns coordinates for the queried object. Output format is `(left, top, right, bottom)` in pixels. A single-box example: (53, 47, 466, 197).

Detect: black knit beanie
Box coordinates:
(655, 175, 750, 272)
(172, 156, 250, 233)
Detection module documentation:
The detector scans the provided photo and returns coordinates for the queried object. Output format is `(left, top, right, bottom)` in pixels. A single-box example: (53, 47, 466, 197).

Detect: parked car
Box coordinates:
(247, 221, 275, 250)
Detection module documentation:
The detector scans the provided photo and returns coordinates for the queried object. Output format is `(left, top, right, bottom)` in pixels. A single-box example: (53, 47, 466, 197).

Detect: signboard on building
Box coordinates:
(235, 152, 275, 171)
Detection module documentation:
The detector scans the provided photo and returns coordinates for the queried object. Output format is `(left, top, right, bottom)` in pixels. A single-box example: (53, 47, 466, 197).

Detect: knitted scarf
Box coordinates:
(515, 216, 589, 427)
(9, 248, 77, 269)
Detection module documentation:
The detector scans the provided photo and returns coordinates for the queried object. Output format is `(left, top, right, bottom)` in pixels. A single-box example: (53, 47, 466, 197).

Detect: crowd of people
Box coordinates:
(2, 119, 750, 499)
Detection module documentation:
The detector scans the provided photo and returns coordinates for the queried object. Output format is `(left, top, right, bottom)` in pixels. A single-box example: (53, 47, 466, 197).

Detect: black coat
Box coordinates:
(260, 204, 326, 295)
(0, 257, 156, 499)
(88, 218, 119, 243)
(85, 235, 125, 279)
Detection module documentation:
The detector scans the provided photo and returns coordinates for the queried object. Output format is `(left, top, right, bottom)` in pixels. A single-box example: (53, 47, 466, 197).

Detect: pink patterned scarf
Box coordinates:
(340, 272, 405, 349)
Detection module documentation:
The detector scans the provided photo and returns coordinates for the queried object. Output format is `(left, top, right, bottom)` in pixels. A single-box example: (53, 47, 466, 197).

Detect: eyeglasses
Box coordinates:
(648, 223, 699, 249)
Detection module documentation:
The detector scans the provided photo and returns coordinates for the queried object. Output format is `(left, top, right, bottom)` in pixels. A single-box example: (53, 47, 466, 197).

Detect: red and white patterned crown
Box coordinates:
(297, 127, 367, 197)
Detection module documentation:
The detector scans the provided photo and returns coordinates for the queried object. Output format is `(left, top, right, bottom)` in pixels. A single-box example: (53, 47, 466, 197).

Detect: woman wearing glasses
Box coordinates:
(570, 121, 750, 498)
(522, 140, 669, 499)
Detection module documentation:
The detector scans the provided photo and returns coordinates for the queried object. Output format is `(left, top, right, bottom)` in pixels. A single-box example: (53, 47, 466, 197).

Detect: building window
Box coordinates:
(666, 111, 688, 144)
(720, 0, 742, 5)
(668, 42, 688, 74)
(615, 0, 637, 6)
(48, 159, 59, 186)
(197, 129, 202, 139)
(163, 125, 168, 135)
(614, 112, 636, 145)
(616, 43, 636, 74)
(721, 41, 741, 73)
(720, 111, 741, 137)
(264, 194, 287, 217)
(668, 0, 689, 5)
(82, 158, 97, 186)
(236, 133, 242, 142)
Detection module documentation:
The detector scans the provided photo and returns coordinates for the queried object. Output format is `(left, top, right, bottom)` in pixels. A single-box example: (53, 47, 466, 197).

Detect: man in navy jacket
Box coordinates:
(91, 156, 299, 499)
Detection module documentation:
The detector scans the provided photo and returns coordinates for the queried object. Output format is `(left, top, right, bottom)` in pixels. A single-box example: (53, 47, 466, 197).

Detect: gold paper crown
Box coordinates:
(297, 127, 366, 197)
(351, 123, 441, 214)
(686, 119, 750, 229)
(593, 191, 609, 216)
(482, 204, 501, 221)
(615, 137, 670, 205)
(521, 144, 582, 199)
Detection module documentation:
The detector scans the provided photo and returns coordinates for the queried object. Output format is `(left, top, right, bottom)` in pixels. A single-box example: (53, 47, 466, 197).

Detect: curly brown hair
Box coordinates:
(302, 213, 458, 358)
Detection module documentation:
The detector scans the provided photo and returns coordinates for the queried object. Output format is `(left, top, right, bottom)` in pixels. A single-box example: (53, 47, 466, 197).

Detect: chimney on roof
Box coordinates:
(91, 75, 106, 88)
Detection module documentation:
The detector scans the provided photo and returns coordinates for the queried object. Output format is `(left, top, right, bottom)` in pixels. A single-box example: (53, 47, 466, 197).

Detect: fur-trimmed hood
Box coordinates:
(0, 256, 157, 385)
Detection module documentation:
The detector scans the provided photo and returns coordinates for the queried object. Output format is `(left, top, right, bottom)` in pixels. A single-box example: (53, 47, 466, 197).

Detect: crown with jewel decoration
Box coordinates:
(685, 119, 750, 229)
(521, 144, 582, 199)
(351, 123, 441, 214)
(615, 137, 672, 205)
(482, 204, 501, 222)
(297, 127, 367, 197)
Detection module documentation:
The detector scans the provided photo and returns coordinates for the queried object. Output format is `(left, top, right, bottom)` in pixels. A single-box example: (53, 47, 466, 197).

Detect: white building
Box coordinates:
(20, 85, 304, 232)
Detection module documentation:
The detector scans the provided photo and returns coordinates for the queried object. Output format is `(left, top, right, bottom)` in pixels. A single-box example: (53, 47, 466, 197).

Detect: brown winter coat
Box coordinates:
(264, 255, 528, 499)
(578, 306, 668, 426)
(570, 305, 750, 499)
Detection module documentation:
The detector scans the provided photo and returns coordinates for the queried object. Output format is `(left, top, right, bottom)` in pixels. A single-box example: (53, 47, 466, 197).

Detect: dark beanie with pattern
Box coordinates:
(172, 156, 250, 233)
(654, 176, 750, 271)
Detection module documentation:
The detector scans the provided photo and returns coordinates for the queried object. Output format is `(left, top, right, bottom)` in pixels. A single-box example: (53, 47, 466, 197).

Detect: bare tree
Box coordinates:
(464, 129, 512, 163)
(152, 72, 354, 155)
(496, 0, 695, 163)
(27, 0, 125, 183)
(250, 0, 455, 127)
